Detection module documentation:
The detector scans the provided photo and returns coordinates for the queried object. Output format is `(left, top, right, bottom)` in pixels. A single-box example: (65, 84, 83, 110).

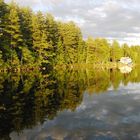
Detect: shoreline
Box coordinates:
(0, 62, 137, 73)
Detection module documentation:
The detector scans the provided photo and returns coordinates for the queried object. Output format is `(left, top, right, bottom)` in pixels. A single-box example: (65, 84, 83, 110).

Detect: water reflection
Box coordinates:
(0, 66, 140, 139)
(119, 65, 132, 74)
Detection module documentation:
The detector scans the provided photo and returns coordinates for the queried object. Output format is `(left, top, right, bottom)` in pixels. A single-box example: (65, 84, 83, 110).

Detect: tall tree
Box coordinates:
(45, 14, 58, 47)
(86, 37, 95, 64)
(5, 2, 23, 66)
(18, 7, 33, 49)
(122, 43, 130, 57)
(58, 22, 82, 64)
(0, 0, 8, 38)
(32, 11, 49, 65)
(45, 14, 59, 64)
(110, 40, 123, 62)
(18, 7, 35, 65)
(0, 0, 9, 62)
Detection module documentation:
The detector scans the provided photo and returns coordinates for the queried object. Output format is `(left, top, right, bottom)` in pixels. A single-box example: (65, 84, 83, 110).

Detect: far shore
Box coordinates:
(54, 62, 135, 70)
(0, 62, 137, 73)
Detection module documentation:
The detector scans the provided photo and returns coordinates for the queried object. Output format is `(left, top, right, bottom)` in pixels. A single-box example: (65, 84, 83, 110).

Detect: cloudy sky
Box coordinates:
(5, 0, 140, 45)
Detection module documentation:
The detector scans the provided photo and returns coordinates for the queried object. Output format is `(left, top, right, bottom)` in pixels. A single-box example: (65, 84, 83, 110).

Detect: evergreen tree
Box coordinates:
(58, 22, 82, 64)
(0, 0, 9, 62)
(18, 7, 33, 49)
(32, 11, 50, 65)
(45, 14, 58, 47)
(0, 0, 8, 38)
(45, 14, 59, 64)
(95, 38, 110, 63)
(5, 2, 23, 66)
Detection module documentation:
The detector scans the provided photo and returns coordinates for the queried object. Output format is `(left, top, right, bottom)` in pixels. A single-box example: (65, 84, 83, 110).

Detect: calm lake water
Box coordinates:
(0, 66, 140, 140)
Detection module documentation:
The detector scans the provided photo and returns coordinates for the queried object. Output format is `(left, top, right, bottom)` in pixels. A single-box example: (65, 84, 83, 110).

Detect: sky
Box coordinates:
(5, 0, 140, 45)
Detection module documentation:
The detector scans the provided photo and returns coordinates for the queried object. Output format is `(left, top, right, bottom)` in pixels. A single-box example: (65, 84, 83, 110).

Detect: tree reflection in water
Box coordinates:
(0, 66, 140, 139)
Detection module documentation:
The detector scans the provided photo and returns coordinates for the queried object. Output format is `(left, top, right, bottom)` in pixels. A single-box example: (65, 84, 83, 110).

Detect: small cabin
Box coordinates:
(120, 57, 132, 65)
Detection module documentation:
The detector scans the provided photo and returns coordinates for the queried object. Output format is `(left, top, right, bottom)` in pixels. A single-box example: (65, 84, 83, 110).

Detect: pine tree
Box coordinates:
(96, 38, 110, 63)
(18, 7, 35, 65)
(32, 11, 49, 65)
(45, 14, 58, 46)
(0, 0, 8, 38)
(0, 0, 9, 62)
(5, 2, 23, 66)
(45, 14, 59, 64)
(18, 7, 33, 49)
(58, 22, 82, 64)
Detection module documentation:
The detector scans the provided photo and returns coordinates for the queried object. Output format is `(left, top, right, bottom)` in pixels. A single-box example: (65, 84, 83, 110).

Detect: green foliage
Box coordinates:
(32, 12, 50, 65)
(57, 22, 84, 64)
(4, 2, 23, 66)
(86, 37, 95, 64)
(6, 2, 23, 49)
(46, 14, 58, 47)
(129, 45, 140, 63)
(0, 1, 140, 68)
(110, 40, 123, 62)
(0, 51, 4, 65)
(22, 47, 34, 65)
(0, 0, 8, 38)
(122, 43, 130, 57)
(18, 7, 33, 49)
(0, 0, 9, 62)
(86, 37, 110, 64)
(55, 37, 65, 65)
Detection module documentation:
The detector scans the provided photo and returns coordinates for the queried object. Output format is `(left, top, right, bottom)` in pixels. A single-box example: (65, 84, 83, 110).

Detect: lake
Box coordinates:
(0, 66, 140, 140)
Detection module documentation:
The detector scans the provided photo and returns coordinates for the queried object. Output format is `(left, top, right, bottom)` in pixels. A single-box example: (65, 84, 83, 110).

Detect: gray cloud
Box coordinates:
(5, 0, 140, 44)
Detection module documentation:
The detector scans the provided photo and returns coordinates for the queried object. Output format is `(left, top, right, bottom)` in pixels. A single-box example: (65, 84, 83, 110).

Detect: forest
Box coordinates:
(0, 0, 140, 69)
